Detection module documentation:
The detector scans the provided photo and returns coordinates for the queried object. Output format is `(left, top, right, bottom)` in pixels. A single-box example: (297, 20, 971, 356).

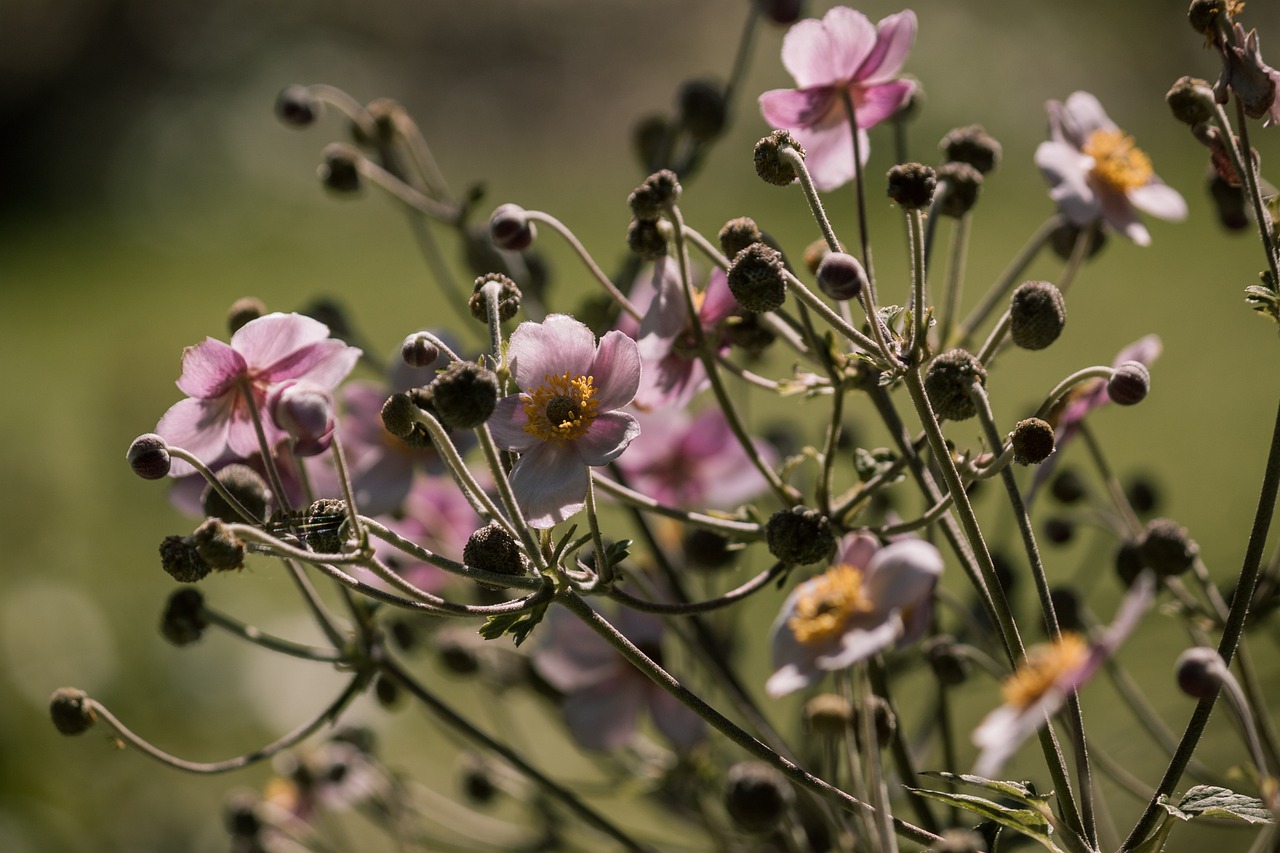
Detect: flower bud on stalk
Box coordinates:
(765, 506, 835, 565)
(428, 362, 499, 430)
(127, 434, 171, 480)
(886, 162, 937, 210)
(489, 204, 536, 251)
(753, 130, 804, 186)
(924, 349, 987, 421)
(1009, 281, 1066, 350)
(815, 251, 867, 301)
(940, 124, 1002, 174)
(49, 688, 96, 736)
(161, 587, 208, 646)
(1108, 361, 1151, 405)
(727, 242, 787, 312)
(275, 85, 321, 126)
(724, 762, 794, 834)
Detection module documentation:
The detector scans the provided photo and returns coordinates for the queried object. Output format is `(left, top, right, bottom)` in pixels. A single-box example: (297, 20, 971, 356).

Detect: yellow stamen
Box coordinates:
(788, 563, 874, 645)
(1083, 128, 1153, 193)
(522, 371, 599, 443)
(1000, 634, 1091, 709)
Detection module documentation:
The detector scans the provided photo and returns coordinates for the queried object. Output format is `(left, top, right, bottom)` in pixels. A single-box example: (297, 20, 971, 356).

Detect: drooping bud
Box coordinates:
(1175, 646, 1226, 698)
(682, 528, 739, 571)
(1208, 171, 1250, 231)
(1137, 518, 1198, 577)
(754, 129, 805, 186)
(853, 694, 897, 751)
(127, 434, 171, 480)
(727, 242, 787, 313)
(935, 161, 983, 217)
(319, 143, 362, 193)
(469, 273, 523, 323)
(161, 587, 208, 646)
(1107, 361, 1151, 405)
(724, 762, 794, 834)
(191, 517, 246, 571)
(160, 535, 212, 583)
(1166, 76, 1218, 126)
(227, 297, 267, 335)
(1009, 280, 1066, 350)
(765, 506, 835, 565)
(401, 334, 441, 368)
(428, 361, 499, 430)
(923, 349, 987, 421)
(677, 78, 727, 142)
(722, 312, 777, 356)
(757, 0, 804, 26)
(886, 162, 937, 210)
(49, 688, 96, 736)
(923, 635, 971, 686)
(1050, 468, 1087, 504)
(940, 124, 1002, 174)
(268, 380, 335, 456)
(1049, 220, 1107, 261)
(1011, 417, 1056, 465)
(275, 85, 321, 127)
(627, 217, 671, 260)
(816, 251, 867, 301)
(718, 217, 762, 261)
(202, 464, 271, 525)
(489, 204, 536, 251)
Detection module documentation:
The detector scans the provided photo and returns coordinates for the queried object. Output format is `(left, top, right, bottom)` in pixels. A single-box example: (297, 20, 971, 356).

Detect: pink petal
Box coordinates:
(1097, 188, 1151, 247)
(837, 533, 881, 570)
(509, 314, 597, 390)
(226, 403, 283, 460)
(487, 395, 538, 453)
(230, 313, 333, 370)
(864, 539, 944, 611)
(1129, 182, 1188, 223)
(155, 395, 235, 475)
(851, 79, 916, 128)
(699, 269, 739, 328)
(781, 9, 872, 88)
(634, 260, 687, 342)
(1062, 91, 1117, 139)
(815, 614, 903, 670)
(590, 330, 642, 411)
(759, 85, 838, 129)
(1035, 141, 1101, 226)
(792, 119, 864, 192)
(261, 339, 362, 388)
(1114, 334, 1162, 367)
(175, 338, 247, 398)
(972, 703, 1040, 778)
(854, 10, 917, 83)
(574, 411, 640, 467)
(509, 441, 590, 528)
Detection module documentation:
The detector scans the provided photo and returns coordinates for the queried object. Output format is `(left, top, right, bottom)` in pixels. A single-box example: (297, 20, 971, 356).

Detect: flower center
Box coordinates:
(788, 563, 874, 645)
(522, 371, 600, 443)
(1083, 128, 1153, 192)
(1000, 633, 1091, 709)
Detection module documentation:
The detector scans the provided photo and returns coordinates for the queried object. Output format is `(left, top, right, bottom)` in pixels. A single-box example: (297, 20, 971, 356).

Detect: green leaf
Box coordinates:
(1159, 785, 1272, 825)
(907, 787, 1065, 853)
(919, 771, 1052, 809)
(478, 603, 547, 646)
(853, 447, 903, 485)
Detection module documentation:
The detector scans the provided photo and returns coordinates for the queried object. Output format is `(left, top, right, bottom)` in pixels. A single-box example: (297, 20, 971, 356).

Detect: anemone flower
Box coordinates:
(766, 534, 943, 697)
(758, 7, 917, 191)
(971, 571, 1155, 778)
(489, 314, 641, 528)
(1035, 92, 1186, 246)
(156, 312, 361, 476)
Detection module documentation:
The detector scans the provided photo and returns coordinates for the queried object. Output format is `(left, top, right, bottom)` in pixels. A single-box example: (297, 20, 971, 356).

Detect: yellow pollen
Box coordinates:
(1083, 128, 1153, 192)
(522, 371, 599, 443)
(788, 563, 874, 645)
(1000, 633, 1091, 710)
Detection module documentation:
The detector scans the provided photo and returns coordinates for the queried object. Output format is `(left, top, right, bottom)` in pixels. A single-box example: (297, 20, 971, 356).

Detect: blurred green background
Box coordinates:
(4, 0, 1280, 850)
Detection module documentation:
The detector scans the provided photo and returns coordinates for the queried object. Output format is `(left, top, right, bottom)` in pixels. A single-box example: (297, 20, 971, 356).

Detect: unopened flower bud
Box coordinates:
(191, 517, 245, 571)
(765, 506, 835, 565)
(1009, 280, 1066, 350)
(935, 161, 983, 217)
(757, 0, 804, 26)
(940, 124, 1002, 174)
(1138, 518, 1198, 577)
(924, 349, 987, 421)
(804, 693, 853, 738)
(50, 687, 95, 736)
(1050, 586, 1084, 633)
(722, 312, 777, 356)
(1167, 76, 1218, 126)
(802, 239, 828, 276)
(380, 392, 419, 439)
(727, 242, 787, 313)
(429, 361, 499, 430)
(275, 85, 321, 127)
(724, 762, 794, 833)
(1175, 646, 1226, 698)
(627, 217, 671, 260)
(632, 115, 670, 171)
(203, 464, 271, 524)
(886, 162, 937, 210)
(401, 334, 441, 368)
(1115, 540, 1145, 588)
(489, 204, 536, 251)
(268, 380, 335, 456)
(718, 217, 762, 261)
(1127, 475, 1161, 514)
(628, 170, 682, 220)
(1222, 23, 1279, 120)
(374, 674, 401, 708)
(227, 297, 267, 334)
(463, 524, 528, 585)
(677, 78, 727, 142)
(754, 129, 804, 186)
(469, 273, 523, 323)
(319, 143, 362, 193)
(1049, 220, 1107, 261)
(460, 753, 501, 804)
(1011, 417, 1056, 465)
(1108, 361, 1151, 405)
(923, 635, 970, 686)
(299, 297, 356, 345)
(160, 534, 212, 583)
(1187, 0, 1227, 37)
(1051, 468, 1087, 504)
(161, 587, 208, 646)
(1044, 516, 1075, 545)
(816, 251, 867, 301)
(127, 434, 171, 480)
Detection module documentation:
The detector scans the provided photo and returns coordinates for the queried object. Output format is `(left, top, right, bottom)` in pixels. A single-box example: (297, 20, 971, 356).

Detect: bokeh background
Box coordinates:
(4, 0, 1280, 850)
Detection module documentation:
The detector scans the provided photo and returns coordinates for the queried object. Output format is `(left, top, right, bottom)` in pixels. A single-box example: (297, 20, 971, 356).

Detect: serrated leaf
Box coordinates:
(920, 771, 1052, 808)
(907, 787, 1065, 853)
(1160, 785, 1272, 825)
(853, 447, 901, 484)
(478, 603, 547, 646)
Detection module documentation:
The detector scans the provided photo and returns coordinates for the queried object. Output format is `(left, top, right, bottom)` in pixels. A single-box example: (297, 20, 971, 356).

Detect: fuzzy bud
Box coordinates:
(923, 635, 971, 686)
(627, 217, 671, 260)
(401, 334, 441, 368)
(722, 312, 777, 356)
(191, 518, 245, 571)
(1175, 646, 1226, 698)
(1166, 76, 1218, 126)
(227, 297, 267, 334)
(127, 434, 171, 480)
(754, 129, 804, 186)
(319, 144, 362, 194)
(628, 170, 682, 220)
(463, 524, 529, 585)
(1011, 417, 1056, 465)
(724, 762, 794, 834)
(49, 688, 95, 736)
(1108, 361, 1151, 405)
(677, 79, 727, 142)
(202, 464, 271, 525)
(765, 506, 835, 565)
(488, 204, 536, 251)
(275, 85, 321, 127)
(1187, 0, 1227, 37)
(1115, 540, 1145, 588)
(935, 161, 983, 217)
(727, 242, 787, 313)
(303, 499, 348, 554)
(718, 217, 762, 261)
(803, 693, 853, 738)
(380, 392, 419, 439)
(886, 162, 937, 210)
(924, 349, 987, 421)
(816, 251, 867, 301)
(429, 361, 499, 430)
(161, 587, 208, 646)
(268, 380, 335, 456)
(1009, 281, 1066, 350)
(757, 0, 804, 26)
(469, 272, 523, 324)
(1138, 518, 1198, 577)
(940, 124, 1002, 174)
(160, 535, 212, 583)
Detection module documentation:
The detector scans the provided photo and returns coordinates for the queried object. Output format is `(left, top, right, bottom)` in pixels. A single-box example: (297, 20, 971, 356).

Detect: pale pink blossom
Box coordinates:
(1035, 92, 1186, 246)
(759, 7, 917, 191)
(489, 314, 641, 528)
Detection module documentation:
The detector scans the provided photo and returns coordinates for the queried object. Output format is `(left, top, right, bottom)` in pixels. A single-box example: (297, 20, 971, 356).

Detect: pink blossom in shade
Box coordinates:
(630, 260, 740, 411)
(488, 314, 642, 529)
(1216, 23, 1280, 127)
(972, 572, 1155, 778)
(531, 606, 705, 752)
(758, 7, 918, 191)
(615, 407, 775, 509)
(1035, 92, 1187, 247)
(766, 534, 943, 698)
(155, 312, 362, 477)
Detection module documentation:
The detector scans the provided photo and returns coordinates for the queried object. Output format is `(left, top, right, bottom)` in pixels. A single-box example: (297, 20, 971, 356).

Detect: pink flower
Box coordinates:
(758, 7, 918, 191)
(766, 534, 942, 697)
(532, 606, 704, 752)
(489, 314, 641, 528)
(1035, 92, 1187, 246)
(616, 407, 774, 509)
(971, 572, 1154, 778)
(156, 313, 361, 476)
